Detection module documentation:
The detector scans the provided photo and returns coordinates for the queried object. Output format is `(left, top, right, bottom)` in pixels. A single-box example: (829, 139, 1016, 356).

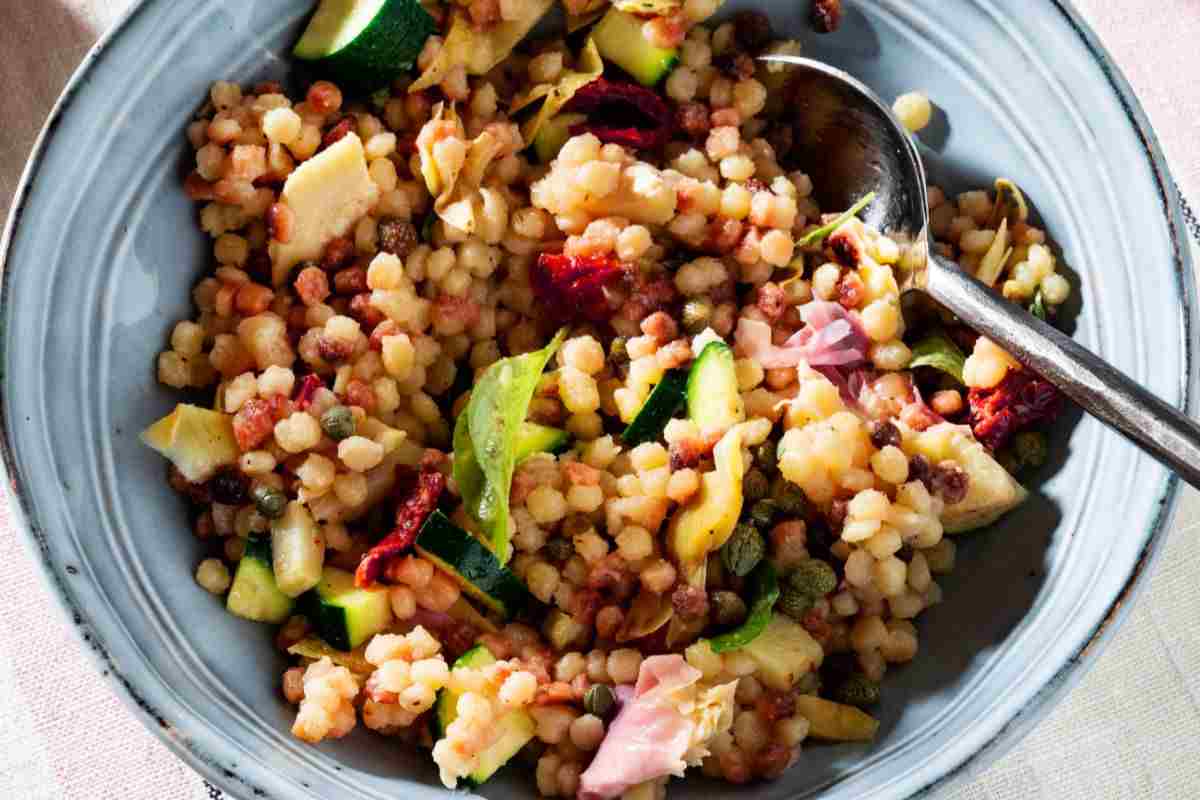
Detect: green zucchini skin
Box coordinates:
(592, 8, 679, 87)
(299, 567, 392, 651)
(622, 368, 688, 446)
(433, 643, 536, 786)
(415, 511, 533, 618)
(226, 537, 296, 624)
(293, 0, 436, 91)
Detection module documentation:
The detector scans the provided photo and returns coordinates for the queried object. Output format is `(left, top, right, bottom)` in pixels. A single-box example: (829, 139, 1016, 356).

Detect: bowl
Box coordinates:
(1, 1, 1193, 798)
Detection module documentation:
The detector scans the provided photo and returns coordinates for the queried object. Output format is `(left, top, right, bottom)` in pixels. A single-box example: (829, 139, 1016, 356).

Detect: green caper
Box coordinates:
(832, 673, 881, 708)
(681, 298, 715, 334)
(720, 523, 765, 578)
(777, 584, 815, 621)
(711, 590, 748, 627)
(742, 469, 770, 501)
(771, 479, 808, 517)
(320, 405, 356, 440)
(584, 683, 616, 718)
(794, 671, 822, 696)
(608, 337, 629, 367)
(1014, 431, 1049, 470)
(753, 440, 778, 474)
(251, 484, 287, 519)
(748, 498, 779, 530)
(542, 537, 575, 564)
(786, 558, 838, 598)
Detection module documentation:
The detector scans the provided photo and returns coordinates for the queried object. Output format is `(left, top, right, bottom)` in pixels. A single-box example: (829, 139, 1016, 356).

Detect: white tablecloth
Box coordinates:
(2, 1, 1199, 797)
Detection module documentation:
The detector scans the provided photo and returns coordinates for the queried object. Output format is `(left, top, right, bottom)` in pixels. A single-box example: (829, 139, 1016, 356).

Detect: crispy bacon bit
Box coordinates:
(317, 333, 354, 363)
(617, 266, 679, 324)
(828, 226, 862, 267)
(333, 267, 368, 295)
(563, 461, 601, 486)
(676, 102, 710, 140)
(570, 588, 603, 626)
(668, 436, 712, 471)
(968, 369, 1064, 450)
(184, 171, 215, 200)
(432, 293, 482, 330)
(756, 282, 787, 322)
(345, 378, 377, 412)
(565, 78, 674, 152)
(293, 374, 325, 411)
(531, 253, 624, 323)
(705, 217, 743, 253)
(294, 265, 331, 306)
(755, 691, 796, 723)
(321, 236, 356, 271)
(355, 469, 446, 587)
(535, 681, 576, 706)
(378, 217, 419, 258)
(232, 397, 276, 451)
(168, 465, 211, 504)
(350, 293, 385, 328)
(671, 585, 709, 619)
(837, 272, 865, 309)
(322, 117, 354, 149)
(811, 0, 843, 33)
(588, 554, 637, 601)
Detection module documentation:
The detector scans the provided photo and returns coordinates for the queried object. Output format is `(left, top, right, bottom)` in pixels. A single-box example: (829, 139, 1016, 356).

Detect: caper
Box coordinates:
(320, 404, 356, 440)
(752, 440, 778, 474)
(711, 590, 748, 628)
(832, 673, 881, 708)
(771, 479, 808, 517)
(786, 558, 838, 598)
(542, 537, 575, 564)
(583, 683, 615, 718)
(748, 498, 779, 530)
(742, 469, 770, 501)
(777, 584, 815, 621)
(608, 337, 629, 367)
(1014, 431, 1049, 470)
(721, 523, 765, 578)
(252, 484, 287, 519)
(681, 299, 715, 334)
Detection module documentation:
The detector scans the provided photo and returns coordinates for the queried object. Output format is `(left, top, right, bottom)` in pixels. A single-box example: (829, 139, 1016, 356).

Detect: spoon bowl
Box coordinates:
(763, 53, 1200, 489)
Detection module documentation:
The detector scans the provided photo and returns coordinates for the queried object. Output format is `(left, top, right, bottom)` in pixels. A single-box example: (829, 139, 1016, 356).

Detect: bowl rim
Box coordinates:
(0, 1, 1194, 798)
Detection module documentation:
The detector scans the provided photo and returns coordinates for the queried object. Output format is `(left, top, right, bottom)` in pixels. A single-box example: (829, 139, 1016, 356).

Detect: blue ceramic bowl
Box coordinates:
(1, 1, 1194, 798)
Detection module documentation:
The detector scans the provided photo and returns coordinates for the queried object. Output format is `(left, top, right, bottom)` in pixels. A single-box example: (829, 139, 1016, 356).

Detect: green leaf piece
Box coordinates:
(708, 562, 780, 653)
(907, 332, 967, 384)
(796, 192, 876, 249)
(454, 329, 566, 562)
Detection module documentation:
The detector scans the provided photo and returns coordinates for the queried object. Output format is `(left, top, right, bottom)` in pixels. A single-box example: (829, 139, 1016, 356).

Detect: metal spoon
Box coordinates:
(762, 55, 1200, 487)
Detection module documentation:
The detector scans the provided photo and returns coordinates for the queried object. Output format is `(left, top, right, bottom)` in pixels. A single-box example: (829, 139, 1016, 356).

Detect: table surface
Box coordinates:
(2, 1, 1200, 798)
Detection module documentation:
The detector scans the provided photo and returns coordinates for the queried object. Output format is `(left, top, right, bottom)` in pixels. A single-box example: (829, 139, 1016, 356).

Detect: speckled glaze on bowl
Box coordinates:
(0, 1, 1193, 798)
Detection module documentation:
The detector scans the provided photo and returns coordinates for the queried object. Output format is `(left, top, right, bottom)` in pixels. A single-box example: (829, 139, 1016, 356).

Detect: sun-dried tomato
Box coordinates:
(564, 78, 674, 151)
(969, 369, 1064, 450)
(355, 469, 446, 588)
(531, 252, 624, 323)
(292, 373, 325, 411)
(232, 397, 276, 451)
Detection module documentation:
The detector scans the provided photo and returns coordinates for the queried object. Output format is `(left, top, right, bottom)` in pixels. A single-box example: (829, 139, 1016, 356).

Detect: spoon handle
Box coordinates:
(925, 253, 1200, 488)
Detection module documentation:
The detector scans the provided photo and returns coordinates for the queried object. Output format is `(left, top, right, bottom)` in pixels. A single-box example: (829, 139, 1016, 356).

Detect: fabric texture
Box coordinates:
(1, 1, 1198, 798)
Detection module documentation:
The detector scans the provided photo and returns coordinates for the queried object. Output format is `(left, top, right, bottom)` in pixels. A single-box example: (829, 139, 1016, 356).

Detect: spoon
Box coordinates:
(762, 55, 1200, 488)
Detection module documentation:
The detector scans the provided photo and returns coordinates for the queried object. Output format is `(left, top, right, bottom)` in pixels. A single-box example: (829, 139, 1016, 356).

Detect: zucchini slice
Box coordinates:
(300, 566, 393, 651)
(687, 341, 744, 434)
(434, 644, 537, 787)
(226, 538, 295, 624)
(516, 421, 570, 459)
(415, 511, 532, 618)
(592, 8, 679, 86)
(293, 0, 436, 90)
(622, 368, 688, 446)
